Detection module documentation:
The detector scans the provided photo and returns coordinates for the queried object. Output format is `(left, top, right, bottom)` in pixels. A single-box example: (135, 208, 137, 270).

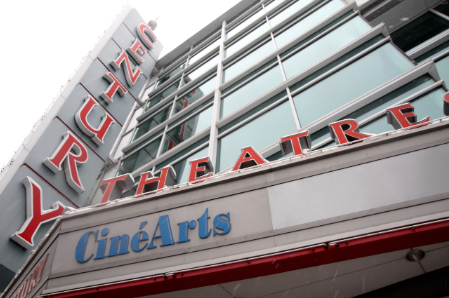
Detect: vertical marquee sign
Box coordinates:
(0, 7, 163, 281)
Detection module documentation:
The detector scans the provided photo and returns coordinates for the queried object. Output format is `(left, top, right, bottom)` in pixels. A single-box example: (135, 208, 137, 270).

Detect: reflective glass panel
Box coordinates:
(217, 100, 297, 172)
(227, 7, 265, 39)
(156, 136, 209, 171)
(274, 0, 345, 49)
(269, 0, 315, 27)
(435, 55, 449, 86)
(435, 2, 449, 17)
(162, 106, 213, 153)
(293, 43, 414, 128)
(189, 39, 221, 65)
(174, 76, 216, 115)
(132, 107, 171, 142)
(361, 88, 446, 134)
(223, 41, 275, 82)
(391, 12, 449, 52)
(282, 17, 371, 79)
(183, 55, 218, 86)
(221, 65, 284, 118)
(266, 0, 289, 12)
(172, 146, 209, 185)
(171, 99, 213, 127)
(117, 137, 161, 175)
(310, 75, 434, 146)
(225, 22, 270, 58)
(155, 63, 185, 89)
(415, 40, 449, 62)
(145, 82, 179, 111)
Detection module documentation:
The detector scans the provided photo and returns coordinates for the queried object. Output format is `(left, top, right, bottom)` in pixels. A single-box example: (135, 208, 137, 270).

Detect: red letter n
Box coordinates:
(75, 96, 115, 146)
(110, 51, 143, 87)
(101, 72, 128, 104)
(10, 177, 65, 249)
(43, 132, 89, 194)
(232, 146, 267, 171)
(328, 119, 371, 145)
(136, 167, 176, 195)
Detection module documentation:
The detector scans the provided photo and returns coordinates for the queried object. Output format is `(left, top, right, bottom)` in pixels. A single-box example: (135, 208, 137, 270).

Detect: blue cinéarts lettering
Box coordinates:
(75, 208, 231, 264)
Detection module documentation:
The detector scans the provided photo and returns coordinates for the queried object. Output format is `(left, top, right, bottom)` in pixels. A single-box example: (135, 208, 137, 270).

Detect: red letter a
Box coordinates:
(43, 132, 89, 194)
(232, 146, 267, 171)
(10, 177, 65, 249)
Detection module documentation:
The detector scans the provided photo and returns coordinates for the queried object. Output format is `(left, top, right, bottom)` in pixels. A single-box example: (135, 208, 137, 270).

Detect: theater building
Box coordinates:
(3, 0, 449, 296)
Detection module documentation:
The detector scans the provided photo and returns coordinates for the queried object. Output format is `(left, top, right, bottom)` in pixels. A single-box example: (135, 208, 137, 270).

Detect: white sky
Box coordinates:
(0, 0, 240, 167)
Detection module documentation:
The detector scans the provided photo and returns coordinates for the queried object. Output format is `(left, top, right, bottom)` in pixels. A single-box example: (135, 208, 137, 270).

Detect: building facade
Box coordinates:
(3, 0, 449, 296)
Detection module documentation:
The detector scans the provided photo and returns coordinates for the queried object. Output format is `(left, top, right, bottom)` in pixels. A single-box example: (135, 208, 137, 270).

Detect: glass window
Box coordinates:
(310, 75, 434, 146)
(274, 0, 345, 49)
(132, 107, 171, 142)
(227, 1, 261, 25)
(156, 136, 209, 171)
(189, 39, 221, 65)
(223, 40, 275, 82)
(269, 0, 315, 27)
(282, 17, 371, 79)
(155, 63, 185, 89)
(225, 22, 270, 58)
(174, 76, 216, 115)
(415, 39, 449, 62)
(183, 55, 219, 85)
(293, 43, 414, 128)
(361, 88, 446, 134)
(171, 99, 213, 126)
(221, 65, 284, 118)
(172, 146, 209, 185)
(162, 106, 213, 153)
(391, 12, 449, 52)
(193, 30, 220, 49)
(227, 7, 265, 39)
(265, 0, 288, 12)
(219, 90, 288, 134)
(117, 137, 161, 175)
(162, 49, 189, 72)
(436, 55, 449, 85)
(435, 2, 449, 17)
(217, 100, 297, 172)
(145, 82, 179, 111)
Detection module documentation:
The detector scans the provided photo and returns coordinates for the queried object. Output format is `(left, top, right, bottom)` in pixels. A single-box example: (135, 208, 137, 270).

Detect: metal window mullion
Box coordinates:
(217, 95, 289, 138)
(430, 8, 449, 22)
(166, 102, 214, 133)
(286, 87, 301, 129)
(153, 141, 210, 175)
(156, 125, 169, 159)
(209, 20, 227, 169)
(221, 61, 279, 96)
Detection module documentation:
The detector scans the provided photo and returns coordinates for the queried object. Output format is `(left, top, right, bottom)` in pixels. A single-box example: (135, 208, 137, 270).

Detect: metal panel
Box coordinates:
(56, 84, 123, 160)
(0, 166, 75, 272)
(96, 39, 147, 99)
(112, 23, 157, 76)
(51, 188, 273, 276)
(23, 118, 105, 208)
(79, 59, 137, 125)
(267, 143, 449, 231)
(123, 9, 164, 61)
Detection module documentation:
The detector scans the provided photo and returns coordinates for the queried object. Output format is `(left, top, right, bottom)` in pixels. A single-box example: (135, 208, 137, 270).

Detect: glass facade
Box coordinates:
(116, 0, 449, 189)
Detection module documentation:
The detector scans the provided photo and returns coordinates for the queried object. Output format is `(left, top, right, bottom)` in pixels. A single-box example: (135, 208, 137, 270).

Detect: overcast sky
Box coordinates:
(0, 0, 240, 167)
